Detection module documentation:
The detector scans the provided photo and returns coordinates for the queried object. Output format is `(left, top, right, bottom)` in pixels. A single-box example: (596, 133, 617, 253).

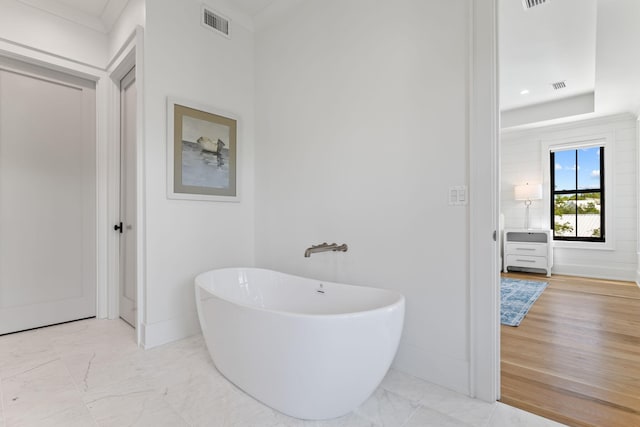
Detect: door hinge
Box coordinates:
(493, 230, 497, 241)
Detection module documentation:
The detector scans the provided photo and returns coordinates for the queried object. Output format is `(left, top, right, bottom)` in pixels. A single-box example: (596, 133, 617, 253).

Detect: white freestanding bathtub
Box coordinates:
(194, 268, 405, 420)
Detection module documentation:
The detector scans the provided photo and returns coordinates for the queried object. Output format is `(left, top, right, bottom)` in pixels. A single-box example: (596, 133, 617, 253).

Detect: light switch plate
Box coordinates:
(448, 186, 468, 205)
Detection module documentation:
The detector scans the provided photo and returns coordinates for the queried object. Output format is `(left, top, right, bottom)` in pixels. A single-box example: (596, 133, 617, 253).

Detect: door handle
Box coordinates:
(114, 222, 123, 233)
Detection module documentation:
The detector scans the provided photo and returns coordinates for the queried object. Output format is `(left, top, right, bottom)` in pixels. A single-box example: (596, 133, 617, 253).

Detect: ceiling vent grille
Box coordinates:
(202, 6, 230, 38)
(551, 81, 567, 90)
(522, 0, 550, 10)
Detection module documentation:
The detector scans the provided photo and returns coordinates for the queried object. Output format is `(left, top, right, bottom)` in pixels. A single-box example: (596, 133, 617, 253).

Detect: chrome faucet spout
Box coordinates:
(304, 242, 348, 258)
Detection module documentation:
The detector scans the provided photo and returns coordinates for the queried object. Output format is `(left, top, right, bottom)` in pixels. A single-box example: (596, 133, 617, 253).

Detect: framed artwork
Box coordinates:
(167, 97, 239, 201)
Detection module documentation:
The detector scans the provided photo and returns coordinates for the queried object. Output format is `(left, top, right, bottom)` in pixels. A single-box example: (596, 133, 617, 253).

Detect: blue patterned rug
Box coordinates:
(501, 278, 548, 326)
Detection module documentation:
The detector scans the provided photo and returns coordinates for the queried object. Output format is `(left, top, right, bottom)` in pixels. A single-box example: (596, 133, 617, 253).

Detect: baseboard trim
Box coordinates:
(551, 264, 636, 282)
(141, 312, 201, 349)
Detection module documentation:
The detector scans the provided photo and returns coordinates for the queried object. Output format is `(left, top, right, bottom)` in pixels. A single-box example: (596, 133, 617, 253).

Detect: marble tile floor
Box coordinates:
(0, 319, 564, 427)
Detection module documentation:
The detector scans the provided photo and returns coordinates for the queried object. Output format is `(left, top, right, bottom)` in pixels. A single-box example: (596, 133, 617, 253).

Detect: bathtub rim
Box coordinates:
(195, 267, 405, 320)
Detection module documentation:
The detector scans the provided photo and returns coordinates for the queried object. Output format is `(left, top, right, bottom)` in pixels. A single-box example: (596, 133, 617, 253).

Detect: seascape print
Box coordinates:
(181, 115, 230, 189)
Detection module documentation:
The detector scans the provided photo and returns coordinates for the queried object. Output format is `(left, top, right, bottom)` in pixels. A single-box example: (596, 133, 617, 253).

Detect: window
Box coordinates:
(550, 146, 604, 242)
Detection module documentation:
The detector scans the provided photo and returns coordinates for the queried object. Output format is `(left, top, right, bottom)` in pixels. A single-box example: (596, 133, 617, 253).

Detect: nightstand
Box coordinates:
(503, 229, 553, 277)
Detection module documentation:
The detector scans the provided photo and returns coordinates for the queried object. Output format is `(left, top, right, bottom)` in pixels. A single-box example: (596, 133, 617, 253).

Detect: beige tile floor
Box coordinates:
(0, 319, 564, 427)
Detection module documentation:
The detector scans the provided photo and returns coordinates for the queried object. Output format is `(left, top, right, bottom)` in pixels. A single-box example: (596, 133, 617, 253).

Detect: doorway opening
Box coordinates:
(497, 0, 640, 424)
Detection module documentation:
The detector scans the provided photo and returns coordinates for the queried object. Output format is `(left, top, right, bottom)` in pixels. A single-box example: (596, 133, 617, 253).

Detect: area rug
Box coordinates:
(501, 278, 548, 326)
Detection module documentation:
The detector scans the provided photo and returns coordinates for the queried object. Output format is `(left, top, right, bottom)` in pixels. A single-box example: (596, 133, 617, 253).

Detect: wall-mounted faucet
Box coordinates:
(304, 242, 348, 258)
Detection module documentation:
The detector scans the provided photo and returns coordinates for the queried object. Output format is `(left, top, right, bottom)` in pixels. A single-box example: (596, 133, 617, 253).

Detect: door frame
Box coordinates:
(117, 65, 137, 328)
(106, 27, 145, 345)
(469, 0, 500, 402)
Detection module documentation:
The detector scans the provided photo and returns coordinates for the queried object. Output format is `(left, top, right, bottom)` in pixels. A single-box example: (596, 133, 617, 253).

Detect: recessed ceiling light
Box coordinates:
(520, 89, 530, 95)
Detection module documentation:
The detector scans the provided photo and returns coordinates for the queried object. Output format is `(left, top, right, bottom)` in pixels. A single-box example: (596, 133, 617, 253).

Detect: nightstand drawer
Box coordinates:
(506, 243, 547, 257)
(506, 254, 547, 269)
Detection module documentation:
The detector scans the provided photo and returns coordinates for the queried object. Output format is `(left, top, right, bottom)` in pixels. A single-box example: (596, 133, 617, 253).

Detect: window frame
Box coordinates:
(541, 133, 614, 251)
(550, 147, 605, 242)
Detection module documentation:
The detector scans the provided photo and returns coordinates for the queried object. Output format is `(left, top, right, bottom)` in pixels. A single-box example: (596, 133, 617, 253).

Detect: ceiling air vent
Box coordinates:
(551, 81, 567, 90)
(202, 6, 230, 38)
(522, 0, 550, 10)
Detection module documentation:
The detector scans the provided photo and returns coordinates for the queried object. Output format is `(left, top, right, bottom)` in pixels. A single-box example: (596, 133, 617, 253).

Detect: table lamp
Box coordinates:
(514, 182, 542, 229)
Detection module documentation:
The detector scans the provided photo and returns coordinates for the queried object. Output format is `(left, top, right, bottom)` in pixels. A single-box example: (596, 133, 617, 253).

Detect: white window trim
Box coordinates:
(541, 132, 615, 251)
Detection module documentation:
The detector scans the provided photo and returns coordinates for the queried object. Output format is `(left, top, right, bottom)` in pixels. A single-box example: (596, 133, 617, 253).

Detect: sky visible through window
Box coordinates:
(554, 147, 601, 191)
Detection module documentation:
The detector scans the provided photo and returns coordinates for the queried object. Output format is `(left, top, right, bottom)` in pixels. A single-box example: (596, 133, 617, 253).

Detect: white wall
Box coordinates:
(0, 0, 108, 68)
(255, 0, 472, 394)
(501, 115, 637, 280)
(142, 0, 255, 347)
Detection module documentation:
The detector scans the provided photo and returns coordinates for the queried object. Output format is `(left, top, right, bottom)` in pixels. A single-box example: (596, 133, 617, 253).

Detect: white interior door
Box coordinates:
(0, 57, 96, 334)
(119, 67, 137, 327)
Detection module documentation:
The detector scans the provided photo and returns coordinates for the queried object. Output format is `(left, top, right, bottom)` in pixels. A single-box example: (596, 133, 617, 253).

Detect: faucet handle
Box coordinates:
(333, 243, 348, 252)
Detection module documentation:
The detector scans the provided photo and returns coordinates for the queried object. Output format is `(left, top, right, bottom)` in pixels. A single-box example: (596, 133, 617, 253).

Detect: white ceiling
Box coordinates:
(55, 0, 110, 16)
(18, 0, 275, 33)
(52, 0, 276, 17)
(18, 0, 129, 32)
(20, 0, 278, 32)
(499, 0, 597, 111)
(500, 0, 640, 128)
(19, 0, 640, 126)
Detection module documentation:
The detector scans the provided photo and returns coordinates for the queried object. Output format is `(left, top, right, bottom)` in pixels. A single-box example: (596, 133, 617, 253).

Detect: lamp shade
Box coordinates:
(514, 183, 542, 201)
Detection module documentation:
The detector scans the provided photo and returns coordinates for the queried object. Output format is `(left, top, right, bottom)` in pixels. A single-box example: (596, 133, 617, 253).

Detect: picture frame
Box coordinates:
(167, 97, 239, 202)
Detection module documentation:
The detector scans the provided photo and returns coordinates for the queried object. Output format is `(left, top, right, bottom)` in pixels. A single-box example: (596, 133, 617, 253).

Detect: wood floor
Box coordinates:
(500, 272, 640, 427)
